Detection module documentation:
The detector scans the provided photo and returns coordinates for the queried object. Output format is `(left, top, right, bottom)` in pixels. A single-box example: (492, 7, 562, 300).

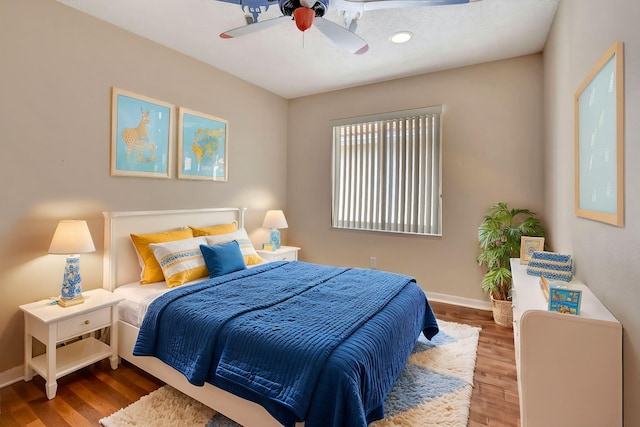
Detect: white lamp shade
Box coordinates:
(48, 220, 96, 254)
(262, 210, 288, 229)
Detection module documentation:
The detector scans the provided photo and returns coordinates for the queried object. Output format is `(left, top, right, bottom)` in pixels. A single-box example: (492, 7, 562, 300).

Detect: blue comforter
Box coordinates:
(134, 261, 438, 427)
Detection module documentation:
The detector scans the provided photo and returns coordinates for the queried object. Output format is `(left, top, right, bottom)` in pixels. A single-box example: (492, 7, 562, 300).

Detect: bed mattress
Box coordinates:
(114, 279, 206, 327)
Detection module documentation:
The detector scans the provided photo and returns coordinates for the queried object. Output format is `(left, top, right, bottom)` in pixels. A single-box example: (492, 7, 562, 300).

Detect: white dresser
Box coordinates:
(510, 258, 622, 427)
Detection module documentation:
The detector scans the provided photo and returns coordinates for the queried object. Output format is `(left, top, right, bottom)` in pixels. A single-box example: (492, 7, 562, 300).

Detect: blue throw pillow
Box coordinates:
(200, 241, 247, 278)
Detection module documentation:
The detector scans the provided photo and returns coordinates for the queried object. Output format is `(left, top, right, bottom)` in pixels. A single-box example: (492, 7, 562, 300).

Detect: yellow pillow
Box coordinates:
(190, 222, 238, 237)
(130, 228, 194, 284)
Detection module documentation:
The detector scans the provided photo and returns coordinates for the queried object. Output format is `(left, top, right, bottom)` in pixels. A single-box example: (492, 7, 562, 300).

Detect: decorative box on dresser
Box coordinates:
(19, 288, 124, 399)
(256, 246, 300, 262)
(510, 258, 622, 427)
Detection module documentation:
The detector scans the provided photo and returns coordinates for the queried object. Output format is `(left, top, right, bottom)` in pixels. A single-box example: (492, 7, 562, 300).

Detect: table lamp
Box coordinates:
(262, 210, 288, 249)
(48, 220, 96, 307)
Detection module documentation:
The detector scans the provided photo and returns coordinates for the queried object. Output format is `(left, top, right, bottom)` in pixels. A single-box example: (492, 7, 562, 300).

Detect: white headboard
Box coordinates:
(103, 207, 246, 291)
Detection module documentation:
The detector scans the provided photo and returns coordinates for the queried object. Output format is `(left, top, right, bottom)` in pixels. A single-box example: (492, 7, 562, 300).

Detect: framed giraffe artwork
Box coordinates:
(110, 87, 175, 178)
(177, 107, 229, 181)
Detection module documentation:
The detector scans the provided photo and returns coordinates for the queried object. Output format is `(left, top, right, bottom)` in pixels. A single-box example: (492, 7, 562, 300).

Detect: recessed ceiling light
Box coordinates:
(389, 31, 413, 44)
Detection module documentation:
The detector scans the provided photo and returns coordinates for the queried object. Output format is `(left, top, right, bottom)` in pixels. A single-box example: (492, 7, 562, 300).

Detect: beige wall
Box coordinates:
(8, 3, 633, 424)
(544, 1, 640, 425)
(286, 54, 545, 302)
(0, 0, 288, 373)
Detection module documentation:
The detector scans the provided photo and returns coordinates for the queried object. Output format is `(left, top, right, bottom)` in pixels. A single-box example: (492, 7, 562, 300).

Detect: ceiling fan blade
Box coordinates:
(347, 0, 472, 12)
(314, 17, 369, 54)
(220, 16, 289, 38)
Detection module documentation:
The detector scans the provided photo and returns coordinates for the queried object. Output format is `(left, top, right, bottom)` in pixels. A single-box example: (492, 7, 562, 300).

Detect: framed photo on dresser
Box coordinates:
(520, 236, 545, 264)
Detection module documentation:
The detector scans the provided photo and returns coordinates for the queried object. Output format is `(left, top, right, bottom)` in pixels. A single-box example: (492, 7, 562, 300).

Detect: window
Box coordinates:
(331, 106, 442, 236)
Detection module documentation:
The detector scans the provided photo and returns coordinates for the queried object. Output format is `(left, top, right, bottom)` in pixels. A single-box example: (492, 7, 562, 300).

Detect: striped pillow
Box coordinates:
(204, 229, 264, 266)
(150, 237, 208, 287)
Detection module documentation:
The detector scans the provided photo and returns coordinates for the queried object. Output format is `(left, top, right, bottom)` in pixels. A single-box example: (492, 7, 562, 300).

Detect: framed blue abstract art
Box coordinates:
(574, 41, 624, 227)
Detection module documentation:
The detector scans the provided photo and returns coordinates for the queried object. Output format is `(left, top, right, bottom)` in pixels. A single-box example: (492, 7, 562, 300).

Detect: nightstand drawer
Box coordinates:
(257, 246, 300, 262)
(272, 251, 297, 261)
(57, 307, 110, 341)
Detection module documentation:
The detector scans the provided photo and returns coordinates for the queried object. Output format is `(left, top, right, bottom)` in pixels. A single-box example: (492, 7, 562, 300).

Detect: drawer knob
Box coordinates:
(84, 320, 91, 325)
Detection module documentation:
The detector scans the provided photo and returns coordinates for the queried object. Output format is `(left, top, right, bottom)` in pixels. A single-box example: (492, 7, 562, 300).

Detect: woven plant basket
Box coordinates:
(491, 296, 513, 328)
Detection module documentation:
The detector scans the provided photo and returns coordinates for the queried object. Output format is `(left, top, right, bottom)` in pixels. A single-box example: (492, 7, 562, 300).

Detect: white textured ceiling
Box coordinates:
(57, 0, 558, 99)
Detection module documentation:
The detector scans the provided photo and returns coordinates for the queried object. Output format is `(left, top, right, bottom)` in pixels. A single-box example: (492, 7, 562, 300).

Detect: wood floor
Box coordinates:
(430, 301, 520, 427)
(0, 302, 519, 426)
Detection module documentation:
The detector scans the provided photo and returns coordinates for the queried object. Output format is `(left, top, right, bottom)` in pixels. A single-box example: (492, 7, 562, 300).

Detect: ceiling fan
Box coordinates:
(218, 0, 477, 55)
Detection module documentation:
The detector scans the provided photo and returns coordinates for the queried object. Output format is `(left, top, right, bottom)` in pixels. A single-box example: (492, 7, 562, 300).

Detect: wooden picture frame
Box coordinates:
(178, 107, 228, 181)
(574, 41, 624, 226)
(110, 87, 175, 178)
(520, 236, 545, 265)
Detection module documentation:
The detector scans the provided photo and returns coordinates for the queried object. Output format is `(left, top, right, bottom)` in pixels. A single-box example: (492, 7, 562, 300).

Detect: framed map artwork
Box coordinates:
(178, 107, 228, 181)
(574, 41, 624, 226)
(111, 87, 175, 178)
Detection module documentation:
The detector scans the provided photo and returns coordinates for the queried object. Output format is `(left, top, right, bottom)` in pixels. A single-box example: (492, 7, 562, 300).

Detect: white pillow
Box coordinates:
(204, 229, 264, 266)
(150, 236, 208, 287)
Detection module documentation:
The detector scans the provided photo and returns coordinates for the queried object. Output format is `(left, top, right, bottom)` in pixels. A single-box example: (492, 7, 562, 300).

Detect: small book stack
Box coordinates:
(539, 276, 582, 315)
(539, 276, 551, 302)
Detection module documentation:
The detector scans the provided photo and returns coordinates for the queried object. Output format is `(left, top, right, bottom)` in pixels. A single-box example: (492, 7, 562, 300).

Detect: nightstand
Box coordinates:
(256, 246, 300, 262)
(19, 288, 124, 399)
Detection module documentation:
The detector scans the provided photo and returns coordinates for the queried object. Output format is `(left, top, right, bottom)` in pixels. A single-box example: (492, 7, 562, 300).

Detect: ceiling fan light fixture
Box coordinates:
(293, 7, 315, 32)
(389, 31, 413, 44)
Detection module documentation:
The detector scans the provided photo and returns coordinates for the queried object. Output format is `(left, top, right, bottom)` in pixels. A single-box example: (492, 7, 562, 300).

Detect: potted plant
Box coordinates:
(477, 202, 545, 327)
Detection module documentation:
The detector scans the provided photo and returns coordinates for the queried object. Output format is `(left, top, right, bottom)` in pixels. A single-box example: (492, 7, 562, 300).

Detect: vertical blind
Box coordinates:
(331, 106, 442, 235)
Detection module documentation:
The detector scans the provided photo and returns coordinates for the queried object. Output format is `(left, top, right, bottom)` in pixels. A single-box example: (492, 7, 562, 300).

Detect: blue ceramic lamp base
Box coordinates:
(269, 229, 281, 250)
(58, 255, 85, 307)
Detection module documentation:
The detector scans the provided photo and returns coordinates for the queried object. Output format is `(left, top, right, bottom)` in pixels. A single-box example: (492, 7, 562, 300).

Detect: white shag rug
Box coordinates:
(100, 320, 480, 427)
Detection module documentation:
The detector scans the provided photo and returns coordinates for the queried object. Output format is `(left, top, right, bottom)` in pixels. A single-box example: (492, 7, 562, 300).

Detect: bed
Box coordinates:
(103, 207, 438, 427)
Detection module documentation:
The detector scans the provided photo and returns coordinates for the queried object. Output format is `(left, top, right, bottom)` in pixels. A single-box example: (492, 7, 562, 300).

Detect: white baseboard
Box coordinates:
(426, 291, 492, 311)
(0, 365, 24, 389)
